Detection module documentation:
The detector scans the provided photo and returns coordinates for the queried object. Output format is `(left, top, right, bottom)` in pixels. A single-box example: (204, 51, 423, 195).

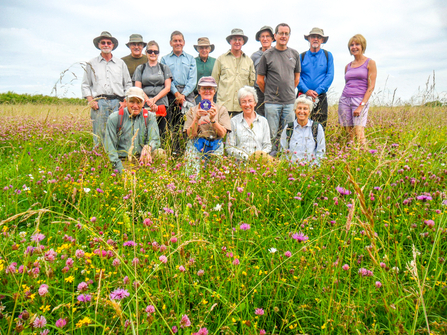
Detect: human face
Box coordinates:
(259, 31, 273, 51)
(199, 86, 216, 101)
(127, 97, 144, 116)
(146, 46, 159, 62)
(274, 26, 290, 48)
(295, 103, 310, 124)
(309, 34, 323, 51)
(129, 42, 144, 58)
(230, 36, 244, 52)
(349, 40, 363, 56)
(99, 39, 113, 54)
(170, 34, 185, 55)
(198, 46, 211, 60)
(240, 94, 256, 115)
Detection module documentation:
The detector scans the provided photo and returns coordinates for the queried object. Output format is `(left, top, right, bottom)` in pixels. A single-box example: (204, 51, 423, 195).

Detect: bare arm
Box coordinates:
(257, 75, 266, 93)
(294, 73, 300, 88)
(362, 59, 377, 103)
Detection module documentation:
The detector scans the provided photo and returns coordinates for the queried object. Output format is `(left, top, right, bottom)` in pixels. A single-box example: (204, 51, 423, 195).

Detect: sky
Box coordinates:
(1, 0, 446, 105)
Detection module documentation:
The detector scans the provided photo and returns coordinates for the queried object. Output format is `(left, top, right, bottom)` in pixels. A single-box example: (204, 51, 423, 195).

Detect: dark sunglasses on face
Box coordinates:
(146, 50, 159, 55)
(100, 41, 113, 46)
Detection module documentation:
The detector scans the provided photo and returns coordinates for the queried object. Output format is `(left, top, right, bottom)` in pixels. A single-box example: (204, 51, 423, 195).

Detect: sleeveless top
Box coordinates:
(342, 58, 370, 98)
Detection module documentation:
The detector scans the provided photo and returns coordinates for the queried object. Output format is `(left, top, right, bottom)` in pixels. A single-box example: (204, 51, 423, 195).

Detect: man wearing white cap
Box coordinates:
(298, 27, 334, 129)
(81, 31, 132, 147)
(212, 28, 255, 116)
(104, 87, 161, 173)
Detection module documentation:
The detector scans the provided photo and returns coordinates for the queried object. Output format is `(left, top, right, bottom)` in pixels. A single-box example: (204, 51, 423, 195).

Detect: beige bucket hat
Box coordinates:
(226, 28, 248, 45)
(194, 37, 215, 53)
(304, 27, 329, 43)
(93, 31, 118, 50)
(255, 26, 275, 42)
(126, 34, 147, 48)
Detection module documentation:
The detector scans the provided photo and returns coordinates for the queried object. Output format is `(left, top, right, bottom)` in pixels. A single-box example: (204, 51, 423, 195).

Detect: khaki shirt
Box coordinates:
(183, 104, 231, 139)
(212, 50, 255, 112)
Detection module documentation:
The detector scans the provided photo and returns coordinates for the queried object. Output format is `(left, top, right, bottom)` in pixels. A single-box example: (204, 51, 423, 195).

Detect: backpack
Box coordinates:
(300, 49, 329, 64)
(117, 108, 149, 134)
(140, 62, 166, 78)
(285, 121, 320, 150)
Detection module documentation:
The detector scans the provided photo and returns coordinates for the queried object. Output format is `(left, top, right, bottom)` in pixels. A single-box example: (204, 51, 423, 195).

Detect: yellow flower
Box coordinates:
(65, 276, 75, 283)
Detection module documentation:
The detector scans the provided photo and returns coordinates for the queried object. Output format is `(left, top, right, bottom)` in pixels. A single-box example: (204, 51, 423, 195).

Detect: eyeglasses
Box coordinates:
(146, 50, 159, 55)
(276, 32, 290, 37)
(130, 43, 144, 47)
(309, 35, 323, 40)
(200, 87, 215, 91)
(100, 41, 113, 46)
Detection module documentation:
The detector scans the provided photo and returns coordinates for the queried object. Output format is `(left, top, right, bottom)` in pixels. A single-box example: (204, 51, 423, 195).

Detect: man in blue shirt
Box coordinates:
(298, 27, 334, 129)
(161, 31, 197, 130)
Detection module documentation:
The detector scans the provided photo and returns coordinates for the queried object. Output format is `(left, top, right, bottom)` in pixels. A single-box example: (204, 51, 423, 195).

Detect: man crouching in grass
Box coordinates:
(105, 87, 164, 172)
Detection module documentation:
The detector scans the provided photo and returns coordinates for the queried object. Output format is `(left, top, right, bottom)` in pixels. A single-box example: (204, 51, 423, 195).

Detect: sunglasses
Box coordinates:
(146, 50, 159, 55)
(100, 41, 113, 46)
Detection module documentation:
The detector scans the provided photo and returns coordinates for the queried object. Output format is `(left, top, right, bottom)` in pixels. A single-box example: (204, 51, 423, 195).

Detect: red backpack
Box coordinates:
(116, 108, 149, 133)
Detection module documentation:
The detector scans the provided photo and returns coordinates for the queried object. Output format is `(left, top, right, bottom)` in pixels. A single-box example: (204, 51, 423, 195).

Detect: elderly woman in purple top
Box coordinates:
(338, 34, 377, 145)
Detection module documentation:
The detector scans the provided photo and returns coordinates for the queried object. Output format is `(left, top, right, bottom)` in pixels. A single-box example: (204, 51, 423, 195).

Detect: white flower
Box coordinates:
(19, 232, 27, 238)
(28, 174, 34, 180)
(213, 204, 223, 211)
(83, 188, 91, 193)
(268, 248, 278, 253)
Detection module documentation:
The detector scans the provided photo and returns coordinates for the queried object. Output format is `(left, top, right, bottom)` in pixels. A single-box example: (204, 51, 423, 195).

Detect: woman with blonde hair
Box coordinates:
(338, 34, 377, 145)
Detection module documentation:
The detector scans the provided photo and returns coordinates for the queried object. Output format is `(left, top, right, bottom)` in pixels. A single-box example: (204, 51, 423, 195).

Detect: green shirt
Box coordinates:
(121, 54, 148, 78)
(195, 56, 216, 91)
(105, 107, 160, 172)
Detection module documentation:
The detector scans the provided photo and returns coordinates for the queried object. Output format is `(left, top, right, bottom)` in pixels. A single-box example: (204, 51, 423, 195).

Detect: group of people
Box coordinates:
(80, 24, 377, 173)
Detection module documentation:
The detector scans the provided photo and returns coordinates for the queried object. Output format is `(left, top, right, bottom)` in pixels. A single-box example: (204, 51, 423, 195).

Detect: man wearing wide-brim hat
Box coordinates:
(194, 37, 216, 104)
(212, 28, 255, 116)
(251, 26, 275, 117)
(297, 27, 334, 129)
(122, 34, 148, 80)
(81, 31, 132, 147)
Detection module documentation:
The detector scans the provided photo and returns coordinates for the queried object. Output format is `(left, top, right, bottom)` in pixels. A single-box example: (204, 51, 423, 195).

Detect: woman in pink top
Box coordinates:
(338, 34, 377, 145)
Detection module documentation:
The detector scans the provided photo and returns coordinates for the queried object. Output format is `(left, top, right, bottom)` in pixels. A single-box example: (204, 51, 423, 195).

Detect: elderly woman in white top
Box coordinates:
(280, 96, 325, 165)
(226, 86, 272, 160)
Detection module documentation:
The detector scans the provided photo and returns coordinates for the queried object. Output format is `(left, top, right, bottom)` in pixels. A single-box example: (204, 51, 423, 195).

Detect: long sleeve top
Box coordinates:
(81, 54, 132, 98)
(280, 119, 325, 166)
(297, 49, 334, 95)
(226, 113, 271, 159)
(160, 51, 197, 97)
(104, 108, 160, 172)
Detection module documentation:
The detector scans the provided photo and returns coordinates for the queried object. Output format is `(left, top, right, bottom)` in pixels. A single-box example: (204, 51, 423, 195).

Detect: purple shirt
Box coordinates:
(342, 58, 370, 97)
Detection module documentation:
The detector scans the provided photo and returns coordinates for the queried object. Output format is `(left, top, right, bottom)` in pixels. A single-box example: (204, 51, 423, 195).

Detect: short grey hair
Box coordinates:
(293, 96, 314, 112)
(238, 86, 258, 104)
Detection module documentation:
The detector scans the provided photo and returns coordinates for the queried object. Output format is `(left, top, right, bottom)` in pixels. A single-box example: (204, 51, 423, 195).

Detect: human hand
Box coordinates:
(119, 101, 126, 109)
(88, 100, 99, 110)
(305, 90, 318, 99)
(208, 105, 217, 122)
(140, 145, 152, 165)
(353, 106, 362, 117)
(175, 93, 186, 105)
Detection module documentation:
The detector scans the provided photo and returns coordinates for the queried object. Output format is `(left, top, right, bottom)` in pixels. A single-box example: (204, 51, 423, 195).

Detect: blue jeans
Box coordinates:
(264, 103, 295, 152)
(91, 99, 120, 146)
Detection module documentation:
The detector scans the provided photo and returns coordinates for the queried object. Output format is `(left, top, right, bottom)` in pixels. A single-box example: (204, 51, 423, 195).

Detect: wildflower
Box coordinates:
(163, 207, 174, 214)
(90, 217, 97, 223)
(159, 255, 168, 263)
(40, 330, 50, 335)
(268, 247, 277, 253)
(143, 218, 153, 226)
(96, 188, 104, 193)
(284, 251, 292, 257)
(55, 318, 67, 328)
(416, 194, 432, 201)
(213, 203, 223, 211)
(33, 316, 47, 328)
(112, 258, 120, 266)
(342, 264, 349, 271)
(179, 265, 186, 272)
(358, 268, 373, 277)
(75, 249, 85, 258)
(38, 284, 49, 296)
(424, 220, 435, 228)
(255, 308, 264, 315)
(232, 258, 240, 265)
(145, 305, 156, 314)
(197, 269, 205, 276)
(335, 186, 351, 196)
(110, 288, 130, 300)
(77, 282, 88, 291)
(44, 249, 57, 262)
(132, 258, 139, 266)
(66, 258, 74, 268)
(292, 232, 308, 243)
(170, 237, 178, 243)
(369, 149, 377, 154)
(172, 326, 178, 333)
(180, 314, 191, 328)
(237, 187, 244, 193)
(77, 294, 92, 302)
(260, 330, 266, 335)
(375, 281, 382, 288)
(380, 262, 386, 268)
(239, 223, 251, 231)
(123, 241, 136, 247)
(6, 262, 17, 274)
(193, 328, 209, 335)
(83, 188, 91, 193)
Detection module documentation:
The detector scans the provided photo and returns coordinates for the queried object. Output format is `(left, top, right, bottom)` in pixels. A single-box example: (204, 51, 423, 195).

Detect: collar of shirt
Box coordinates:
(98, 54, 116, 63)
(294, 119, 313, 129)
(309, 49, 323, 57)
(168, 51, 186, 58)
(225, 50, 247, 57)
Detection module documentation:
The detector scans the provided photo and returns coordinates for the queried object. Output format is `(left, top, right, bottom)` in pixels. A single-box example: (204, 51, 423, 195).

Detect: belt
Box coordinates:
(96, 94, 124, 102)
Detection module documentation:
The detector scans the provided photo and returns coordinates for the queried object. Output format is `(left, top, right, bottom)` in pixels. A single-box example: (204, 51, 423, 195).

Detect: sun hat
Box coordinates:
(93, 31, 119, 50)
(197, 76, 217, 87)
(126, 34, 147, 48)
(126, 87, 145, 102)
(226, 28, 248, 45)
(304, 27, 329, 44)
(194, 37, 215, 53)
(255, 26, 275, 42)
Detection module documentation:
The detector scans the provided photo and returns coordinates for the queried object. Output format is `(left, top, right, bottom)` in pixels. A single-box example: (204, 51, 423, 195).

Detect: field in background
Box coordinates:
(0, 103, 446, 334)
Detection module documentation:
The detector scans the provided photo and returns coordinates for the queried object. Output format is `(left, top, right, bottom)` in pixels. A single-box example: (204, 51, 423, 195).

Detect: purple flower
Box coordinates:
(180, 314, 191, 328)
(193, 328, 209, 335)
(255, 308, 264, 315)
(424, 220, 435, 228)
(375, 281, 382, 288)
(77, 282, 88, 291)
(55, 318, 67, 328)
(416, 194, 432, 201)
(292, 232, 308, 243)
(31, 233, 46, 242)
(336, 186, 351, 196)
(284, 251, 292, 257)
(197, 269, 205, 276)
(179, 265, 186, 272)
(172, 326, 178, 333)
(33, 316, 47, 328)
(369, 149, 378, 154)
(110, 288, 130, 300)
(77, 294, 92, 302)
(163, 207, 174, 214)
(159, 255, 168, 263)
(96, 188, 104, 193)
(38, 284, 49, 296)
(237, 187, 244, 193)
(145, 305, 156, 314)
(232, 258, 240, 265)
(123, 241, 136, 247)
(239, 223, 251, 231)
(342, 264, 349, 271)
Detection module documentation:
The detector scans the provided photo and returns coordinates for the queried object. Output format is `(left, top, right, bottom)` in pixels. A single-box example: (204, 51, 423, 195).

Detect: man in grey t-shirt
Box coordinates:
(257, 23, 301, 155)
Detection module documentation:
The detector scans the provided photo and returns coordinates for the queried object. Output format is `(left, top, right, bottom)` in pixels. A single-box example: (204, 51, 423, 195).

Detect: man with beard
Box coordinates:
(82, 31, 132, 147)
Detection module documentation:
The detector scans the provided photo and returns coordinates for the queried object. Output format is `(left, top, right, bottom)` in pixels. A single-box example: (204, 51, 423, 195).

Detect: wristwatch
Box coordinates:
(360, 102, 366, 106)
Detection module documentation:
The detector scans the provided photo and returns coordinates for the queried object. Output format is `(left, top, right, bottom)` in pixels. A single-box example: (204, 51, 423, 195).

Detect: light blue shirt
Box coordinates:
(161, 51, 197, 97)
(297, 49, 334, 95)
(280, 119, 325, 166)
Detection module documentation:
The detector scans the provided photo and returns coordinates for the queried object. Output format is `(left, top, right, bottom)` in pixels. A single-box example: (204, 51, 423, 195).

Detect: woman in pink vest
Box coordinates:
(338, 34, 377, 145)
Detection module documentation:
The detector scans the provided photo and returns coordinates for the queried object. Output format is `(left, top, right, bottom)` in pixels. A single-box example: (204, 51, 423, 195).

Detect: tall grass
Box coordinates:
(0, 103, 446, 334)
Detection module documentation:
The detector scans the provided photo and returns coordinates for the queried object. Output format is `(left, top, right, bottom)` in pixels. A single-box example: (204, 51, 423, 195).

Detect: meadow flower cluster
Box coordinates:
(0, 104, 446, 333)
